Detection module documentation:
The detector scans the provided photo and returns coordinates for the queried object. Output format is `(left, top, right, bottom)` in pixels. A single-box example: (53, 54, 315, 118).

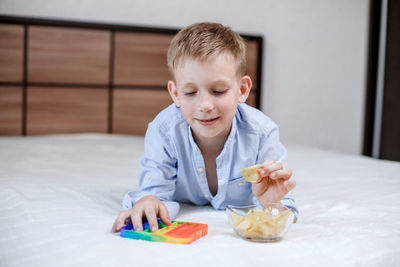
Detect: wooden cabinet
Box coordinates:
(376, 0, 400, 161)
(365, 0, 400, 161)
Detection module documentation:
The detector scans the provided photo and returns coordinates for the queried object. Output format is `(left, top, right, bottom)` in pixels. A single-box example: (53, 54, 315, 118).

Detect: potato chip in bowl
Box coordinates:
(226, 203, 294, 242)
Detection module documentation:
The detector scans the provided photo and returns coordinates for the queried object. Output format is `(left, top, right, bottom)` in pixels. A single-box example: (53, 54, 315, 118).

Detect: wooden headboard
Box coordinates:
(0, 16, 263, 136)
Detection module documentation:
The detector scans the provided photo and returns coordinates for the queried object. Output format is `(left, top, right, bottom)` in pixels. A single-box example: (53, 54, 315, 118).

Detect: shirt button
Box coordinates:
(238, 182, 244, 187)
(147, 174, 151, 179)
(198, 167, 204, 173)
(204, 194, 209, 198)
(195, 147, 198, 151)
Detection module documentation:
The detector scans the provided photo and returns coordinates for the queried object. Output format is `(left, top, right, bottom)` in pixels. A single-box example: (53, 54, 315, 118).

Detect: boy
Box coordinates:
(111, 22, 297, 233)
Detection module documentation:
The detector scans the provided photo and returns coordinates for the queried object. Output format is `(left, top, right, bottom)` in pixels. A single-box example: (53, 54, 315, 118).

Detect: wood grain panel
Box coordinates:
(0, 24, 24, 82)
(0, 86, 22, 135)
(246, 40, 259, 89)
(0, 17, 262, 136)
(27, 87, 108, 135)
(28, 26, 110, 84)
(246, 91, 257, 108)
(113, 89, 173, 135)
(114, 32, 174, 86)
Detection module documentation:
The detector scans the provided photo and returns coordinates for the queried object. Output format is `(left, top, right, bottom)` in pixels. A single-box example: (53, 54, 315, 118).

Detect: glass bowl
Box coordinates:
(226, 203, 294, 242)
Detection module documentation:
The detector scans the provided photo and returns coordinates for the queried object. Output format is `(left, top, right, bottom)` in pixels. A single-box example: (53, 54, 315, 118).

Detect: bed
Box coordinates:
(0, 133, 399, 267)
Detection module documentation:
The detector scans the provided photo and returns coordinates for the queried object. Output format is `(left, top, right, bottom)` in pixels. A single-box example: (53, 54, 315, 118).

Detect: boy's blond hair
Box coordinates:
(167, 22, 247, 79)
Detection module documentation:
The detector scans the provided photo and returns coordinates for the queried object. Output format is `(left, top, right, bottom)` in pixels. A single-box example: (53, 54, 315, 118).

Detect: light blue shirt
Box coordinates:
(122, 103, 298, 219)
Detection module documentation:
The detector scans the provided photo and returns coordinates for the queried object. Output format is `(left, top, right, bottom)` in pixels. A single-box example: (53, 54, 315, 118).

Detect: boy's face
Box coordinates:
(168, 53, 252, 143)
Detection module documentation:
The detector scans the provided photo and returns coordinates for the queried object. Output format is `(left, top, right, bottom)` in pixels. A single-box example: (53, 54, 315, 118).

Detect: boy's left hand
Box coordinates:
(251, 158, 296, 207)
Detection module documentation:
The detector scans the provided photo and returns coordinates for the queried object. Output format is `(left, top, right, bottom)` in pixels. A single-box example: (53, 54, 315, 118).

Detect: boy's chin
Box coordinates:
(192, 127, 228, 141)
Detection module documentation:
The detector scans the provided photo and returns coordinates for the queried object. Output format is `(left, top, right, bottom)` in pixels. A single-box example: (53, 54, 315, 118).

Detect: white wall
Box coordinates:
(0, 0, 370, 154)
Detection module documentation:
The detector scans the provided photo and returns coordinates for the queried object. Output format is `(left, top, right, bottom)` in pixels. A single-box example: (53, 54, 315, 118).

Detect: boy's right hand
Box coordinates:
(111, 195, 171, 233)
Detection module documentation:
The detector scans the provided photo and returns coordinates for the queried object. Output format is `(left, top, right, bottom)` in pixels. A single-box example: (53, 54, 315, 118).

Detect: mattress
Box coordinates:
(0, 134, 399, 267)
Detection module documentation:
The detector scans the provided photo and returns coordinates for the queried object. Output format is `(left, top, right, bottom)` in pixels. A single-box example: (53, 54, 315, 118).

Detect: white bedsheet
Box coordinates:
(0, 134, 399, 267)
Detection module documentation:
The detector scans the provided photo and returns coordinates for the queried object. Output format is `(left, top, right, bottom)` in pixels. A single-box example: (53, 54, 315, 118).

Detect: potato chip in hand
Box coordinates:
(241, 164, 262, 183)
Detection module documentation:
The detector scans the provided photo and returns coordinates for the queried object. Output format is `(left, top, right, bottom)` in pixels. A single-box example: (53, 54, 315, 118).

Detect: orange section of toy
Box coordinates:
(156, 222, 208, 244)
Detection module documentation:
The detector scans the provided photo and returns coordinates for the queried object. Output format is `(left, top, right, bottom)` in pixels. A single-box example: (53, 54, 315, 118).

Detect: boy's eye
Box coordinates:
(213, 90, 227, 94)
(183, 91, 196, 95)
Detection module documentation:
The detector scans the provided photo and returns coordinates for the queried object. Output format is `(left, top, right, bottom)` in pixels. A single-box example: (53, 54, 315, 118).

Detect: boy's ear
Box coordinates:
(238, 75, 252, 103)
(168, 80, 181, 107)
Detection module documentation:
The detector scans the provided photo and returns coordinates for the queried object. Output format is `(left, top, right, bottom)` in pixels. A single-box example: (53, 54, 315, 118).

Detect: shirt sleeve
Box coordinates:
(121, 121, 180, 219)
(255, 124, 299, 220)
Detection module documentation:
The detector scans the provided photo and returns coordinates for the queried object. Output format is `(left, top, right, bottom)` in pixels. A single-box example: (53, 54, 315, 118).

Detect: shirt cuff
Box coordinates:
(162, 200, 180, 219)
(280, 196, 299, 221)
(122, 190, 152, 210)
(121, 191, 180, 220)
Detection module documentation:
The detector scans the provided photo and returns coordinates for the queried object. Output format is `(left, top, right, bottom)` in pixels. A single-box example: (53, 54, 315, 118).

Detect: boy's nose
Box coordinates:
(199, 93, 214, 112)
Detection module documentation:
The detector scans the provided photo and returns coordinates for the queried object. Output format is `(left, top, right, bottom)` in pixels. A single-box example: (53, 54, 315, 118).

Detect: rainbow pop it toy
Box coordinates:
(120, 218, 208, 244)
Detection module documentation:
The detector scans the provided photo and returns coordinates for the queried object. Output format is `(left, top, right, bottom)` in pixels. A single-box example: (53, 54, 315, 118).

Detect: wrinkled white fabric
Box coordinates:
(0, 134, 399, 267)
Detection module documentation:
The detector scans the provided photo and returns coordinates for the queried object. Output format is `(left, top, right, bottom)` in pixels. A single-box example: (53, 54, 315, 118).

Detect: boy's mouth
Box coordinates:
(196, 117, 219, 126)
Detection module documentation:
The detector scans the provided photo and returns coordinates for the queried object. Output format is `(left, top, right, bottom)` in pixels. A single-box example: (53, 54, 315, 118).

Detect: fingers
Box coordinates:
(131, 207, 144, 232)
(258, 159, 282, 177)
(112, 196, 172, 233)
(284, 179, 296, 191)
(159, 202, 172, 226)
(270, 168, 293, 180)
(111, 210, 131, 233)
(144, 205, 159, 232)
(259, 159, 292, 180)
